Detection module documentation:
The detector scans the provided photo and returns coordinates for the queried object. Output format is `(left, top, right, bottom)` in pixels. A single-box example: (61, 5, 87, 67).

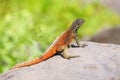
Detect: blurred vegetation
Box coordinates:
(0, 0, 120, 73)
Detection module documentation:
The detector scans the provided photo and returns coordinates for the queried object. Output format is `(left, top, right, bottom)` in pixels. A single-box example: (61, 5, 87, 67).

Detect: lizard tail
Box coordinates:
(10, 57, 44, 70)
(10, 48, 56, 70)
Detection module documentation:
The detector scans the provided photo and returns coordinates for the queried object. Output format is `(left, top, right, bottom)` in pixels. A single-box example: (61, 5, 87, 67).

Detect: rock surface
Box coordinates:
(0, 41, 120, 80)
(89, 27, 120, 45)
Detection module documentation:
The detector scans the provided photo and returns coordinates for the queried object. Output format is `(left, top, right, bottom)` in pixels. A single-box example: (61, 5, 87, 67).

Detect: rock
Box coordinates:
(0, 41, 120, 80)
(89, 27, 120, 45)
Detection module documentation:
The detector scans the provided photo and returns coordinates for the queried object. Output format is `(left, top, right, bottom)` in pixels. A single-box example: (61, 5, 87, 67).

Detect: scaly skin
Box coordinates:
(10, 18, 85, 70)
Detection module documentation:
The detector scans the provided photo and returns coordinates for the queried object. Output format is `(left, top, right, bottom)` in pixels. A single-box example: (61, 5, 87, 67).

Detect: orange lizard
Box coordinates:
(10, 18, 85, 70)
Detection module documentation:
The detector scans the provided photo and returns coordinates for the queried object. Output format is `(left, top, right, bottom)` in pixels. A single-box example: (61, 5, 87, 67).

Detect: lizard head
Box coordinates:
(70, 18, 85, 33)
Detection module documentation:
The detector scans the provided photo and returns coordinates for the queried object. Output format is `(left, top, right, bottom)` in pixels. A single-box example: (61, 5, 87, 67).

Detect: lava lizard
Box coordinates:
(10, 18, 85, 70)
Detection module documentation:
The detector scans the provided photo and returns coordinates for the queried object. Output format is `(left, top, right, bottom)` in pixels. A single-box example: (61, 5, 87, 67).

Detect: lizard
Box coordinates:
(10, 18, 85, 70)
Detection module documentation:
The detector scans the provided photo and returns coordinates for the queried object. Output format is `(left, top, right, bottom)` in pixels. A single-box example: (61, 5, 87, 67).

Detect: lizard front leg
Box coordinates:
(74, 34, 80, 47)
(74, 34, 87, 48)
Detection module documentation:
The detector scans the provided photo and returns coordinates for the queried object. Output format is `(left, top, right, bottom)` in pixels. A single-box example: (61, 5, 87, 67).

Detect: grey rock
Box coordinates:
(0, 41, 120, 80)
(89, 27, 120, 45)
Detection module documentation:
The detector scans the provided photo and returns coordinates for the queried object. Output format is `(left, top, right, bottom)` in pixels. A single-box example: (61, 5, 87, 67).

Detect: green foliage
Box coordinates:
(0, 0, 120, 73)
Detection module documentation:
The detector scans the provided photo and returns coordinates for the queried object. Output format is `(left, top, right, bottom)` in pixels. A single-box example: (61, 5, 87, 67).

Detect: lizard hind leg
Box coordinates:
(57, 45, 79, 59)
(56, 45, 70, 59)
(63, 47, 80, 59)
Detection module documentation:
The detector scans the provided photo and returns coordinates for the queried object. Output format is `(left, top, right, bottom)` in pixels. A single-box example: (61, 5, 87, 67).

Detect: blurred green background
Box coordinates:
(0, 0, 120, 73)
